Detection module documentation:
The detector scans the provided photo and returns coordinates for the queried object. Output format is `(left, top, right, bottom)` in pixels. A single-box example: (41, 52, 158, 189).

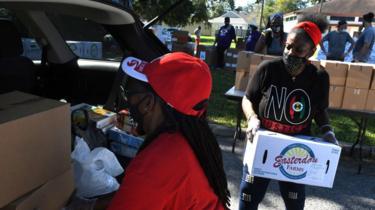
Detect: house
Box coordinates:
(284, 0, 375, 37)
(208, 11, 257, 36)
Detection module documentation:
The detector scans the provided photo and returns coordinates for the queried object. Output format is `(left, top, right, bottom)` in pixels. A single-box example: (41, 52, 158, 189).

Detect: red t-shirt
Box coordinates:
(107, 132, 224, 210)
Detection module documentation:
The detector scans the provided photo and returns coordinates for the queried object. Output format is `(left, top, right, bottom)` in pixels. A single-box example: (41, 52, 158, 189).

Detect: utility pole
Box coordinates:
(259, 0, 265, 29)
(319, 0, 324, 13)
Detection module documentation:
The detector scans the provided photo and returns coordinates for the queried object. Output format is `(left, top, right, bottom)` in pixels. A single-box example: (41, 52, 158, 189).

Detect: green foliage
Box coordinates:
(132, 0, 236, 26)
(228, 0, 235, 10)
(263, 0, 307, 18)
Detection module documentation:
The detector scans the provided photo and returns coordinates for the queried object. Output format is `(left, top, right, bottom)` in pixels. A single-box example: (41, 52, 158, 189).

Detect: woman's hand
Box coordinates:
(322, 130, 340, 146)
(247, 115, 260, 136)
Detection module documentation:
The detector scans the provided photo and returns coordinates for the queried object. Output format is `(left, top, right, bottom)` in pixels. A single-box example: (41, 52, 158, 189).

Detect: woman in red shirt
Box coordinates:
(107, 52, 230, 209)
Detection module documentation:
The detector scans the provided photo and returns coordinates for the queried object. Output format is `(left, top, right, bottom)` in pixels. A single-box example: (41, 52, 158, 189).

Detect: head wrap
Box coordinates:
(293, 21, 321, 46)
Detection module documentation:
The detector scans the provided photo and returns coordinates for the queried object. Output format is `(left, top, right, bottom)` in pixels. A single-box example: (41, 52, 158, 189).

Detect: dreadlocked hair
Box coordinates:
(138, 94, 231, 209)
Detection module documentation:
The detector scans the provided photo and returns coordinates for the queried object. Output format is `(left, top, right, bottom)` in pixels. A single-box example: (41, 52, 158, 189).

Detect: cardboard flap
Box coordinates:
(0, 91, 67, 124)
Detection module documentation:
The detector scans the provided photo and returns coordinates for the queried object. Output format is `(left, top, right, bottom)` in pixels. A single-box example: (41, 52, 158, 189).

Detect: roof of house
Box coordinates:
(296, 0, 375, 17)
(208, 11, 256, 25)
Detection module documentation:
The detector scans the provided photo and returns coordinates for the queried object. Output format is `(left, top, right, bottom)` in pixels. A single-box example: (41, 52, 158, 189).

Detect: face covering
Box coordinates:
(271, 26, 281, 33)
(283, 52, 307, 77)
(128, 95, 148, 136)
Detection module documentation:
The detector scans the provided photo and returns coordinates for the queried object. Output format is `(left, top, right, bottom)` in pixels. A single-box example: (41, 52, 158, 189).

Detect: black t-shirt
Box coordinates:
(246, 58, 330, 135)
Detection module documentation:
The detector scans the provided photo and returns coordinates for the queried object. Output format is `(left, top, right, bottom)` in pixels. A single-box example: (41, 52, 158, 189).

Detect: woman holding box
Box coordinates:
(239, 14, 339, 210)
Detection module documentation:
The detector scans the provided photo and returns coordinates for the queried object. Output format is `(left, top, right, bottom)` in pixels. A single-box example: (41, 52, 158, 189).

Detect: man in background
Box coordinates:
(194, 26, 201, 53)
(320, 20, 354, 61)
(353, 12, 375, 63)
(213, 17, 236, 69)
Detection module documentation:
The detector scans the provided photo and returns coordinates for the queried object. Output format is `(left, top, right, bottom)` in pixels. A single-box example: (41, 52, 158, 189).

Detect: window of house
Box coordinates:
(330, 16, 355, 22)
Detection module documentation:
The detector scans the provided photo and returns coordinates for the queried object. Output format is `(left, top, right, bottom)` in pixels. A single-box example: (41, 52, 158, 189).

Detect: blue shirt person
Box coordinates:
(213, 17, 236, 68)
(353, 12, 375, 63)
(320, 20, 354, 61)
(245, 25, 261, 51)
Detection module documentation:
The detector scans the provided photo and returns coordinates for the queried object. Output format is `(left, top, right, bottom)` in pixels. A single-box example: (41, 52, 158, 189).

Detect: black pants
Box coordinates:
(216, 46, 226, 68)
(239, 165, 306, 210)
(327, 55, 345, 62)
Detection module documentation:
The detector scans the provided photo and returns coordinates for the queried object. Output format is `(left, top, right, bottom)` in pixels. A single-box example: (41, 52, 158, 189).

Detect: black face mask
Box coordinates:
(271, 26, 281, 33)
(128, 95, 148, 136)
(283, 52, 307, 77)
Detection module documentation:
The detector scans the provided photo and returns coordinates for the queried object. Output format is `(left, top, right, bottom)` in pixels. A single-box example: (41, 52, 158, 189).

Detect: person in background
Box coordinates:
(213, 17, 236, 69)
(245, 24, 261, 51)
(353, 12, 375, 63)
(107, 52, 230, 210)
(254, 13, 287, 56)
(320, 20, 354, 61)
(239, 14, 339, 210)
(194, 25, 202, 53)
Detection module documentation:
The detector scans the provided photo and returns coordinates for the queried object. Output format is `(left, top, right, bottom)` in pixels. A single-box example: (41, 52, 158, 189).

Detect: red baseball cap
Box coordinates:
(121, 52, 212, 117)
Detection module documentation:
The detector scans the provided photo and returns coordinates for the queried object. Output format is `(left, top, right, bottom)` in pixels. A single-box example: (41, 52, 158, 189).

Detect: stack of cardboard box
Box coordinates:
(342, 63, 373, 110)
(0, 91, 74, 210)
(321, 61, 375, 111)
(234, 52, 280, 91)
(366, 73, 375, 111)
(196, 45, 216, 67)
(321, 61, 348, 108)
(235, 51, 254, 91)
(224, 48, 240, 71)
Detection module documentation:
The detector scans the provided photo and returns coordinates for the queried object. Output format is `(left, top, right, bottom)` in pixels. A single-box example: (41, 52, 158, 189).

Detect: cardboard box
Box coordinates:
(346, 63, 373, 89)
(342, 87, 369, 110)
(329, 86, 345, 108)
(262, 54, 280, 61)
(249, 54, 263, 75)
(235, 69, 252, 91)
(365, 89, 375, 111)
(236, 51, 254, 71)
(321, 60, 348, 86)
(172, 30, 189, 44)
(225, 49, 239, 71)
(244, 130, 341, 188)
(0, 91, 71, 207)
(1, 168, 75, 210)
(196, 45, 216, 67)
(249, 53, 280, 75)
(371, 68, 375, 90)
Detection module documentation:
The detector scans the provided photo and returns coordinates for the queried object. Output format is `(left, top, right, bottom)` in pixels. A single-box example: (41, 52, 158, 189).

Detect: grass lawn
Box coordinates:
(197, 35, 236, 49)
(207, 69, 375, 146)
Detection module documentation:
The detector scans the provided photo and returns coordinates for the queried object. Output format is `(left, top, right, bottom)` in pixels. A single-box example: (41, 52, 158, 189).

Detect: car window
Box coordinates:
(0, 8, 42, 60)
(46, 13, 124, 61)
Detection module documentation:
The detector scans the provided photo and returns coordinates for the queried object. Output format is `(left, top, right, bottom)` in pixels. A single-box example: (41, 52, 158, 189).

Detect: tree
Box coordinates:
(228, 0, 235, 10)
(132, 0, 234, 26)
(211, 3, 226, 18)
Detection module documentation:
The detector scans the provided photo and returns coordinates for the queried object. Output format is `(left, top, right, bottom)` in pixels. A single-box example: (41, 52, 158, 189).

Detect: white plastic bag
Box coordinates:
(71, 137, 124, 198)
